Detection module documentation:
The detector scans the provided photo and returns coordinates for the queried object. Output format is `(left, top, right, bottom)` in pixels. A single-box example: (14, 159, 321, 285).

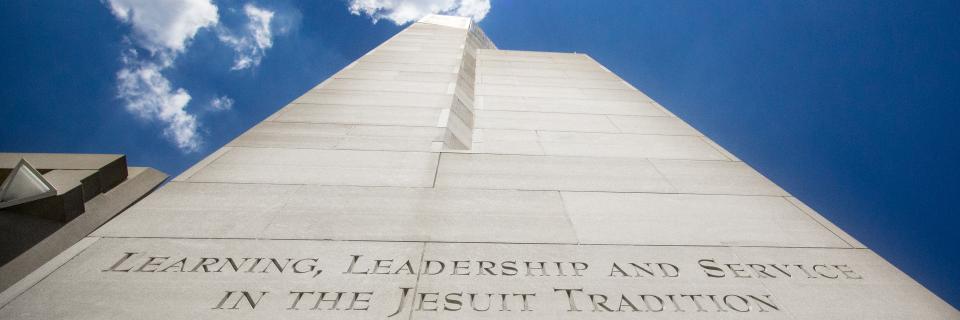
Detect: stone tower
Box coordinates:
(1, 14, 956, 319)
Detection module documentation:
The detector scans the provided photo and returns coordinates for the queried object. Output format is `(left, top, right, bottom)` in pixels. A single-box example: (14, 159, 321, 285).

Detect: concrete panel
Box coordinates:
(537, 131, 728, 160)
(481, 60, 602, 72)
(274, 105, 442, 127)
(478, 84, 586, 99)
(435, 153, 675, 192)
(93, 182, 298, 238)
(172, 147, 232, 182)
(480, 75, 629, 89)
(651, 159, 790, 196)
(319, 79, 452, 95)
(0, 237, 98, 307)
(473, 129, 540, 142)
(478, 67, 567, 78)
(562, 192, 850, 247)
(347, 125, 445, 140)
(444, 141, 545, 156)
(262, 186, 576, 243)
(229, 122, 348, 149)
(476, 110, 620, 132)
(360, 54, 462, 67)
(335, 70, 458, 83)
(562, 70, 621, 80)
(335, 136, 441, 153)
(186, 148, 439, 187)
(230, 122, 443, 152)
(479, 52, 591, 64)
(350, 61, 459, 73)
(608, 115, 702, 135)
(581, 88, 653, 102)
(479, 95, 667, 116)
(294, 90, 453, 108)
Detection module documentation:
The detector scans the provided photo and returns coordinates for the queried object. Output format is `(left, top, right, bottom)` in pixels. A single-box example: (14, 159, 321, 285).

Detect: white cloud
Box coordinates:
(209, 95, 234, 111)
(103, 1, 286, 151)
(105, 0, 220, 152)
(218, 4, 276, 70)
(104, 0, 221, 152)
(116, 57, 200, 152)
(348, 0, 490, 25)
(105, 0, 218, 54)
(452, 0, 489, 21)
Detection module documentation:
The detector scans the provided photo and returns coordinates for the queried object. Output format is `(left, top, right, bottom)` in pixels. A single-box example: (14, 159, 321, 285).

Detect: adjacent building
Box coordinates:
(0, 153, 166, 292)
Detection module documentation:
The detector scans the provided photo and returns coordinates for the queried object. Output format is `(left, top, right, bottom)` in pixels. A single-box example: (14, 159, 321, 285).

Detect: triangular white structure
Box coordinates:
(0, 159, 56, 209)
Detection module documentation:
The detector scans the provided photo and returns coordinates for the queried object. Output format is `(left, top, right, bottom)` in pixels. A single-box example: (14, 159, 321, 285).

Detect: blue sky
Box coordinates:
(1, 0, 958, 308)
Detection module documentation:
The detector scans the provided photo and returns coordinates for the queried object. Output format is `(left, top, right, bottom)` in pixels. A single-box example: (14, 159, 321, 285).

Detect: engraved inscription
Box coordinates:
(97, 250, 866, 316)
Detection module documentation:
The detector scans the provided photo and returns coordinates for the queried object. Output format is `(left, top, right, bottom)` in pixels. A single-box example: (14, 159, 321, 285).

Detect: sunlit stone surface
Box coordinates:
(1, 14, 956, 319)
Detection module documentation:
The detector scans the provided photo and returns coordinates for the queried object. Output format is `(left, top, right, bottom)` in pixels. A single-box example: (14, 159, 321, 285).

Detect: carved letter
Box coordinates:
(525, 261, 548, 276)
(553, 288, 583, 312)
(746, 264, 775, 278)
(348, 292, 373, 311)
(723, 295, 750, 312)
(287, 291, 313, 310)
(616, 294, 641, 312)
(416, 292, 440, 311)
(706, 295, 728, 312)
(310, 292, 345, 310)
(812, 265, 839, 279)
(639, 294, 665, 312)
(589, 294, 614, 312)
(748, 294, 780, 312)
(261, 258, 292, 273)
(680, 294, 708, 312)
(469, 293, 492, 311)
(629, 263, 656, 277)
(189, 258, 220, 272)
(213, 291, 267, 310)
(159, 258, 187, 272)
(725, 263, 752, 278)
(515, 293, 535, 311)
(344, 255, 368, 274)
(103, 252, 139, 272)
(444, 293, 463, 311)
(658, 263, 680, 277)
(501, 261, 518, 276)
(609, 263, 629, 277)
(451, 261, 470, 275)
(387, 287, 412, 317)
(423, 260, 445, 275)
(135, 256, 168, 272)
(833, 264, 863, 279)
(478, 261, 496, 275)
(292, 258, 319, 275)
(698, 259, 725, 278)
(372, 259, 393, 274)
(218, 258, 253, 272)
(394, 260, 415, 275)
